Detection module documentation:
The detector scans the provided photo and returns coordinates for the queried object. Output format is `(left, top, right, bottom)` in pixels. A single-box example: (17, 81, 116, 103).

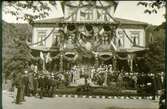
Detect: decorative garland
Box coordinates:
(27, 28, 55, 46)
(63, 53, 77, 62)
(135, 56, 145, 60)
(99, 55, 112, 61)
(51, 53, 61, 60)
(66, 24, 77, 33)
(116, 55, 128, 60)
(30, 53, 41, 61)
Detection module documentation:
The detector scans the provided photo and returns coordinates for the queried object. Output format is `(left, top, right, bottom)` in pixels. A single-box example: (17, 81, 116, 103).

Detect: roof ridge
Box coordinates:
(114, 17, 148, 24)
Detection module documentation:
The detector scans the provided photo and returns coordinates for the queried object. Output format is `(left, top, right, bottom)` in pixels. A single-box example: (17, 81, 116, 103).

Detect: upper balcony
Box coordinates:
(62, 1, 117, 22)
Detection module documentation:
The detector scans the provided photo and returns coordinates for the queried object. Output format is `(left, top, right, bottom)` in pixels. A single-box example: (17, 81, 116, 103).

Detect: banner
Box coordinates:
(46, 53, 52, 63)
(40, 52, 44, 60)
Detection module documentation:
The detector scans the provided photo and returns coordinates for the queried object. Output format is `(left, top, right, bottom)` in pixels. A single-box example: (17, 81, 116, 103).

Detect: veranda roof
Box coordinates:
(32, 17, 148, 26)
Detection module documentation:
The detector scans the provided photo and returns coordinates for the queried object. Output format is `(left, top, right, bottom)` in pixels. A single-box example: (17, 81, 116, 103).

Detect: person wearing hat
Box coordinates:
(28, 71, 35, 96)
(15, 70, 25, 104)
(32, 72, 39, 97)
(49, 74, 55, 97)
(15, 73, 22, 104)
(47, 74, 52, 97)
(43, 74, 50, 97)
(23, 71, 29, 97)
(38, 73, 45, 99)
(20, 70, 29, 102)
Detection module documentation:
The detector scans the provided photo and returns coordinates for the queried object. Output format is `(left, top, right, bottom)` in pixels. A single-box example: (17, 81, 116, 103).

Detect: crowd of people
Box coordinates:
(64, 64, 164, 91)
(7, 64, 165, 104)
(11, 69, 65, 104)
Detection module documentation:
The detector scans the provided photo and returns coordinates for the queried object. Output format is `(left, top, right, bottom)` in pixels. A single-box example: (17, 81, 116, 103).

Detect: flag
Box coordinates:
(97, 10, 101, 19)
(46, 53, 52, 63)
(99, 28, 104, 35)
(40, 52, 44, 60)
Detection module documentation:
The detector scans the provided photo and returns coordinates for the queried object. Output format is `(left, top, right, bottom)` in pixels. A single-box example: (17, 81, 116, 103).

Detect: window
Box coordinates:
(52, 32, 59, 47)
(86, 10, 93, 20)
(105, 14, 110, 21)
(37, 31, 46, 46)
(97, 9, 105, 21)
(149, 33, 154, 43)
(117, 31, 124, 47)
(80, 8, 93, 21)
(72, 13, 77, 21)
(80, 10, 86, 20)
(130, 31, 140, 46)
(68, 7, 77, 21)
(102, 33, 110, 45)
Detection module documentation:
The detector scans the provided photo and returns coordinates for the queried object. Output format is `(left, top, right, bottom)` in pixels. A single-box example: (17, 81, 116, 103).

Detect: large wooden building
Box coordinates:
(29, 1, 148, 73)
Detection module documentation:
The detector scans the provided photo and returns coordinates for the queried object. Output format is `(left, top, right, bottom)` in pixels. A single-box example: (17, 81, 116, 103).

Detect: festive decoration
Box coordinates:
(99, 54, 112, 61)
(40, 51, 44, 60)
(51, 53, 61, 60)
(45, 52, 52, 63)
(67, 24, 76, 33)
(116, 55, 128, 60)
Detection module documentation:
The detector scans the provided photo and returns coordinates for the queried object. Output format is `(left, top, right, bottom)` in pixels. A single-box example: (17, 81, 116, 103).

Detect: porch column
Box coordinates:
(128, 54, 134, 73)
(42, 60, 46, 71)
(112, 54, 117, 72)
(40, 51, 47, 71)
(59, 54, 63, 72)
(95, 53, 99, 68)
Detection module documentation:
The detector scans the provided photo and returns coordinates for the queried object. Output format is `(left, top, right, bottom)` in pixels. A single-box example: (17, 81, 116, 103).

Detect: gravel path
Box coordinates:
(3, 90, 159, 109)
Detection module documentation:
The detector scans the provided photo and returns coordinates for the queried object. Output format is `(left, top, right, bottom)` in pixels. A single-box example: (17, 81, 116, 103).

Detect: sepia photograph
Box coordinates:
(2, 1, 166, 109)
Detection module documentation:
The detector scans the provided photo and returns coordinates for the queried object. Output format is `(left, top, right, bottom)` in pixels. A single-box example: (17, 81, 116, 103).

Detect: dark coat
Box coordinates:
(15, 73, 24, 88)
(38, 77, 45, 88)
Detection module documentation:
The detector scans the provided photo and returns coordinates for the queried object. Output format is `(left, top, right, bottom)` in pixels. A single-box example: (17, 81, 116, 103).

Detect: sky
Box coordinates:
(2, 1, 165, 25)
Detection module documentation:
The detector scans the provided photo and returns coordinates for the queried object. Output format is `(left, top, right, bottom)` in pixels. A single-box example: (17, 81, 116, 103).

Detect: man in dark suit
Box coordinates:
(20, 70, 29, 102)
(15, 72, 24, 104)
(43, 75, 49, 97)
(23, 71, 29, 97)
(49, 75, 55, 97)
(38, 74, 45, 99)
(159, 89, 166, 109)
(33, 73, 39, 96)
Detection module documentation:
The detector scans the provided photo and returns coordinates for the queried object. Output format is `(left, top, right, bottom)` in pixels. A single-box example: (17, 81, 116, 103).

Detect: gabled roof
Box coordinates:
(114, 17, 148, 25)
(33, 17, 148, 25)
(33, 17, 64, 24)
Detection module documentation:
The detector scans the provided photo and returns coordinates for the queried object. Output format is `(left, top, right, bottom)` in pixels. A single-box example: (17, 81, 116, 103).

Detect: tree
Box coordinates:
(137, 1, 166, 14)
(138, 26, 165, 74)
(3, 1, 57, 23)
(137, 0, 165, 73)
(2, 22, 32, 79)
